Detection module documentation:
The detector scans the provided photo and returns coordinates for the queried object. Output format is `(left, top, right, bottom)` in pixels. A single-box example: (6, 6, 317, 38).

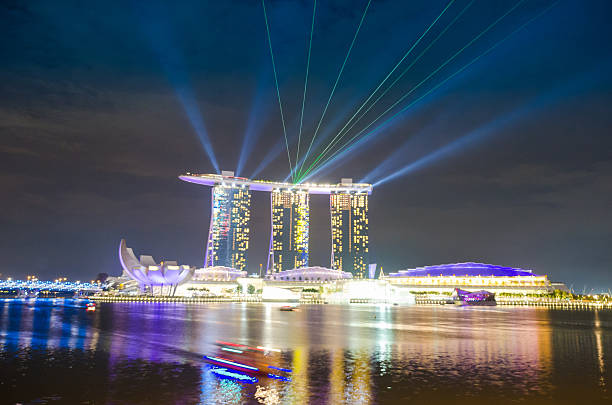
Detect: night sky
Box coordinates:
(1, 0, 611, 291)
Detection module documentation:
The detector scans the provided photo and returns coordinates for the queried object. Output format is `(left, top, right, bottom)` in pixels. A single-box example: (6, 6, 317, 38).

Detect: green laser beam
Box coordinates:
(299, 0, 558, 182)
(300, 0, 526, 178)
(328, 0, 474, 152)
(295, 0, 317, 180)
(302, 0, 456, 176)
(296, 0, 372, 178)
(262, 0, 293, 182)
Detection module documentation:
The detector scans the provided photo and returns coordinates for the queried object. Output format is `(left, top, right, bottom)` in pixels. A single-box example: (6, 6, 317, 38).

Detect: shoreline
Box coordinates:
(84, 295, 612, 309)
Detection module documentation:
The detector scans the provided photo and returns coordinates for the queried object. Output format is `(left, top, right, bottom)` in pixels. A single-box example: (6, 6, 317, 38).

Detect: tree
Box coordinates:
(236, 284, 243, 294)
(95, 273, 109, 283)
(247, 284, 255, 295)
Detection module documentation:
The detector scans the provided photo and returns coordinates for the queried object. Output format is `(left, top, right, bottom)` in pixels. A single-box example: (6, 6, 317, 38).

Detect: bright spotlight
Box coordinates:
(236, 70, 272, 177)
(373, 66, 605, 187)
(135, 2, 220, 173)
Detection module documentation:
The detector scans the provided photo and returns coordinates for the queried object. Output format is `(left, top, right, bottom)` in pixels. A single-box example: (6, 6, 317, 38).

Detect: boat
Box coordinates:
(280, 305, 299, 311)
(203, 341, 292, 381)
(452, 288, 496, 306)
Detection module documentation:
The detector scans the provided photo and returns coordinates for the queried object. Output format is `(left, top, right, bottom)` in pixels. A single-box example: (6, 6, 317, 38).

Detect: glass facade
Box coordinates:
(205, 185, 251, 271)
(268, 191, 309, 273)
(330, 193, 369, 278)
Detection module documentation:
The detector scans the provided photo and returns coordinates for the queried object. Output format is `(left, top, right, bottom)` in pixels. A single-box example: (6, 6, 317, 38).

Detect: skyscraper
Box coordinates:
(205, 185, 251, 270)
(330, 193, 369, 278)
(180, 172, 372, 275)
(268, 190, 309, 273)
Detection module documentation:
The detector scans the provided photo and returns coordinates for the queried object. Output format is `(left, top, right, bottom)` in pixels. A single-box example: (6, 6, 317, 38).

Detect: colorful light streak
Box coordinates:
(267, 373, 292, 382)
(203, 355, 259, 372)
(297, 0, 372, 178)
(299, 1, 558, 183)
(221, 347, 244, 354)
(268, 365, 292, 373)
(299, 0, 528, 181)
(298, 0, 457, 179)
(257, 346, 281, 353)
(216, 341, 264, 351)
(210, 367, 259, 384)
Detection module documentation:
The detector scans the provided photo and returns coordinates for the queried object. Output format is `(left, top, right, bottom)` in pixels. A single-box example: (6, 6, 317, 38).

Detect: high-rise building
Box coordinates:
(268, 191, 309, 273)
(205, 185, 251, 270)
(180, 172, 372, 275)
(330, 193, 369, 278)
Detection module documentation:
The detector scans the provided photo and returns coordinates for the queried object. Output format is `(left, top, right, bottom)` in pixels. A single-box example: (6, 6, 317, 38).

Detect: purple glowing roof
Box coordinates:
(388, 262, 540, 277)
(179, 173, 372, 195)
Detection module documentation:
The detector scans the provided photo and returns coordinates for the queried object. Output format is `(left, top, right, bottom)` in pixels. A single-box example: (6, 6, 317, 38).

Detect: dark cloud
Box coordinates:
(0, 0, 611, 291)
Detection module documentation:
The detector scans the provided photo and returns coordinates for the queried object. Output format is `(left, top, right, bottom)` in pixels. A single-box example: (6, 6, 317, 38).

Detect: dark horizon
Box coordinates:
(1, 0, 611, 292)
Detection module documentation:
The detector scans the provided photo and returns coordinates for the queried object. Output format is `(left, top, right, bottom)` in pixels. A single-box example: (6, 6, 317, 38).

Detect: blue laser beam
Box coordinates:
(249, 102, 357, 182)
(373, 63, 609, 187)
(304, 0, 527, 178)
(301, 0, 557, 181)
(360, 118, 451, 183)
(250, 139, 286, 179)
(305, 0, 457, 175)
(175, 86, 220, 173)
(298, 94, 437, 183)
(373, 114, 523, 188)
(236, 71, 272, 177)
(134, 2, 219, 173)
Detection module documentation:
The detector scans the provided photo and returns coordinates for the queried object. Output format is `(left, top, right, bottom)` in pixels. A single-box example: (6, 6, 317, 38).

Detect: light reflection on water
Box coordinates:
(0, 300, 610, 404)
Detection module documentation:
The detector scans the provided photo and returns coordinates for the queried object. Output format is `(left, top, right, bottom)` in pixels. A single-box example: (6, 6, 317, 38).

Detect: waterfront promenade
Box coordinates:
(87, 294, 612, 309)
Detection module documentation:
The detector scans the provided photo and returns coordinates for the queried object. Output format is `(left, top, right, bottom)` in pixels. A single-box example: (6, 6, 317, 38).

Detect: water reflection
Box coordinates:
(594, 310, 606, 391)
(0, 302, 610, 404)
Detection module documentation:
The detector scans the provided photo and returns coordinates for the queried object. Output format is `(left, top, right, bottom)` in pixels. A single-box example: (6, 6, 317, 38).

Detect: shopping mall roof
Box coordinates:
(387, 262, 541, 278)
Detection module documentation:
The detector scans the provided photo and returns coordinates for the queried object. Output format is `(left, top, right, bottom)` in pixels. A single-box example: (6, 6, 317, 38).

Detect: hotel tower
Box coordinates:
(204, 180, 251, 270)
(330, 192, 369, 278)
(180, 172, 371, 277)
(268, 190, 310, 273)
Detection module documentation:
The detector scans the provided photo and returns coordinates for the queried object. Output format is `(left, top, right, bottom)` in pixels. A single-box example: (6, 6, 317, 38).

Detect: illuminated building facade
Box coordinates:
(385, 262, 552, 294)
(179, 172, 372, 274)
(119, 239, 195, 295)
(330, 193, 369, 278)
(205, 184, 251, 271)
(268, 191, 309, 273)
(265, 266, 352, 281)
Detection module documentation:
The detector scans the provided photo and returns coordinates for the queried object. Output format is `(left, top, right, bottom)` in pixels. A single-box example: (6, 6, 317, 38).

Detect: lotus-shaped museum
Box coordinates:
(119, 239, 195, 293)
